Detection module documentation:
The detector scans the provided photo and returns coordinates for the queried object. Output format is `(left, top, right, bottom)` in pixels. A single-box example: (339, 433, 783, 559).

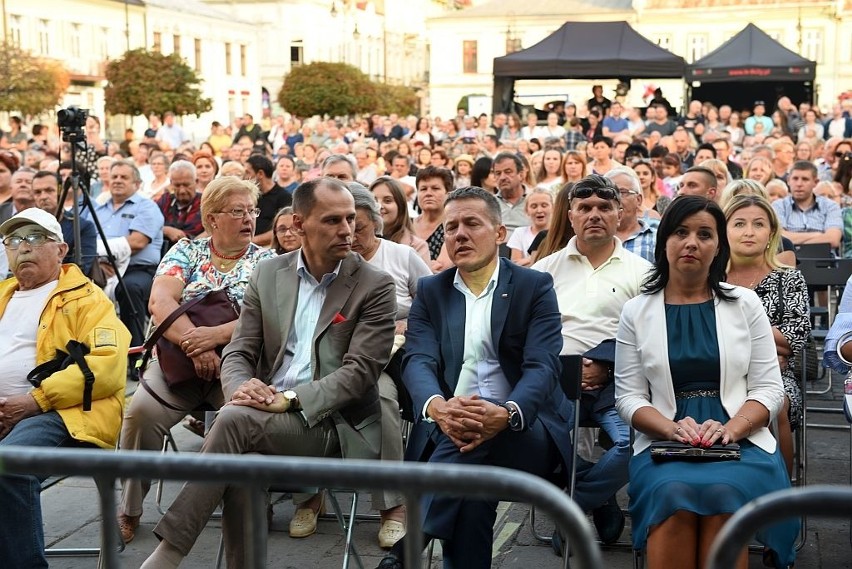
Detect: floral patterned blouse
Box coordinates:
(156, 237, 276, 305)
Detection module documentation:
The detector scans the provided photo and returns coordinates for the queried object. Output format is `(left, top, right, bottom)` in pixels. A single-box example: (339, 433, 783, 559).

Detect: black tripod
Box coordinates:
(56, 126, 137, 326)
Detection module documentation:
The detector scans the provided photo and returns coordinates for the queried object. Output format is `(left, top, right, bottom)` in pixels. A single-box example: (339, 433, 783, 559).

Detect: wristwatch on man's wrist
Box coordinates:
(499, 402, 522, 432)
(282, 390, 300, 411)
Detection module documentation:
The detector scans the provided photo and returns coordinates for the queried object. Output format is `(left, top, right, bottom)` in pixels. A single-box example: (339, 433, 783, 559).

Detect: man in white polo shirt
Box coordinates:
(532, 174, 651, 548)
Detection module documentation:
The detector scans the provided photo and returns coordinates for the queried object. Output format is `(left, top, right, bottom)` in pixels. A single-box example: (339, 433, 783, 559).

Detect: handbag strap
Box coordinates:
(138, 292, 217, 380)
(142, 293, 210, 352)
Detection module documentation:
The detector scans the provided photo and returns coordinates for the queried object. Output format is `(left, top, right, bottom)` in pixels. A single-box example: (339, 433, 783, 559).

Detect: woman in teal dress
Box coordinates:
(615, 196, 798, 569)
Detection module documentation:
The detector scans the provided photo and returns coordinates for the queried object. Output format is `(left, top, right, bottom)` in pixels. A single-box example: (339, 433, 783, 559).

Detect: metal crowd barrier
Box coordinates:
(706, 485, 852, 569)
(0, 447, 603, 569)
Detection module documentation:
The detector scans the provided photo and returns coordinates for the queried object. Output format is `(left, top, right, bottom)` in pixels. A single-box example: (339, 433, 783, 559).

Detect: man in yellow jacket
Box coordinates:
(0, 208, 130, 568)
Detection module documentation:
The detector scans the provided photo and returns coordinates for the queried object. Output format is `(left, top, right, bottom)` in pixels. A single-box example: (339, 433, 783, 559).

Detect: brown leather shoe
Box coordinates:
(118, 513, 140, 543)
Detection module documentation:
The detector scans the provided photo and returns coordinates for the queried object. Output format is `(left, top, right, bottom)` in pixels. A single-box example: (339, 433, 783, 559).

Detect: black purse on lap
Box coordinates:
(650, 441, 741, 462)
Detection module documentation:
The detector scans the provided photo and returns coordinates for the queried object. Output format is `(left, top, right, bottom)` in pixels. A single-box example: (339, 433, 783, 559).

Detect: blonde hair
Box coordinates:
(698, 158, 732, 187)
(219, 161, 246, 178)
(200, 176, 260, 233)
(723, 193, 786, 269)
(718, 178, 770, 210)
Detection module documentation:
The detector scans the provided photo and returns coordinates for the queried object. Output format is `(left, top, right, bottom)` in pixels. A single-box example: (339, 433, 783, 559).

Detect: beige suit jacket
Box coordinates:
(220, 251, 397, 459)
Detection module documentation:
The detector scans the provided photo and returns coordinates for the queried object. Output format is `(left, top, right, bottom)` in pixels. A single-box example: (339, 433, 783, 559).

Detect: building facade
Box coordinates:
(426, 0, 852, 116)
(200, 0, 449, 117)
(2, 0, 259, 142)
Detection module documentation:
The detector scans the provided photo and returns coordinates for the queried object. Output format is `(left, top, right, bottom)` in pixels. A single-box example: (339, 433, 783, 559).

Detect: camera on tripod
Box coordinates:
(57, 106, 89, 142)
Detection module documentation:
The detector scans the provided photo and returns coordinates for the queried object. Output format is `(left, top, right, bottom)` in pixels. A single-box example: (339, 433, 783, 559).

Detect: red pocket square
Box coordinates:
(332, 312, 347, 325)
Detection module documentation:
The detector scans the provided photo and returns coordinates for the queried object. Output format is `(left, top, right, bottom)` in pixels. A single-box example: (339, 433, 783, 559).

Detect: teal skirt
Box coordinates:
(628, 396, 798, 568)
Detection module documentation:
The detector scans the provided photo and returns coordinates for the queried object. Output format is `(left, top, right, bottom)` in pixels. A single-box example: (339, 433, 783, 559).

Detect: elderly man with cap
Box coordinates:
(0, 208, 130, 568)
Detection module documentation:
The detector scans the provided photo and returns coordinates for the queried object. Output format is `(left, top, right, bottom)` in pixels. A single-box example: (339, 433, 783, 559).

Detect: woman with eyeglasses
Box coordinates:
(145, 152, 170, 200)
(271, 206, 301, 254)
(116, 177, 275, 544)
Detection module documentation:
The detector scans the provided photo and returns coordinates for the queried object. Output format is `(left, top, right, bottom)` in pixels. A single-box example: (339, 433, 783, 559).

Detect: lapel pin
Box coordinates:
(501, 293, 508, 298)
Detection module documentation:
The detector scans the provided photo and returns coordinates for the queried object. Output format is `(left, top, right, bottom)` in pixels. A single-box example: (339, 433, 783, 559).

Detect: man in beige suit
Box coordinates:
(141, 177, 397, 568)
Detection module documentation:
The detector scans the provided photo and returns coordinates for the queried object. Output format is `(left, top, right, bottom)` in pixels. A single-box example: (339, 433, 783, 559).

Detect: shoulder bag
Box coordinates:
(139, 289, 239, 388)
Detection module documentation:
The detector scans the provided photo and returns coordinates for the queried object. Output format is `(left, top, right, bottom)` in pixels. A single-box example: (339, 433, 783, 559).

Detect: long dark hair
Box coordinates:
(642, 195, 734, 301)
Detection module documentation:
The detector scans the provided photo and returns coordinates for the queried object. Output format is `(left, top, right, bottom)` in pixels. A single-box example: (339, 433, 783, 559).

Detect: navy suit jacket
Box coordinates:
(402, 258, 573, 470)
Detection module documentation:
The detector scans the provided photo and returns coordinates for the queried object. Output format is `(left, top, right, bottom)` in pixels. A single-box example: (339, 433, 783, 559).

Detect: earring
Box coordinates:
(212, 224, 218, 229)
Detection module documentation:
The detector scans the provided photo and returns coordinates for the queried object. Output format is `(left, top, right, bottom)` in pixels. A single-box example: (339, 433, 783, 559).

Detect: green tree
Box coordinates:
(104, 49, 211, 117)
(0, 44, 69, 116)
(278, 62, 377, 117)
(374, 84, 420, 116)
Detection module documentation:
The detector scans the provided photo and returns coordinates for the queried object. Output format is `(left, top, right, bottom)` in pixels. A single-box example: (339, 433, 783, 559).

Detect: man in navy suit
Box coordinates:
(377, 187, 572, 569)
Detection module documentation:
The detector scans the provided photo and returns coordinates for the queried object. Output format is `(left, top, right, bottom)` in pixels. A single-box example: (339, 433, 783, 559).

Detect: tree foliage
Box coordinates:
(0, 44, 69, 116)
(278, 62, 421, 117)
(279, 62, 377, 117)
(374, 84, 420, 116)
(104, 49, 211, 118)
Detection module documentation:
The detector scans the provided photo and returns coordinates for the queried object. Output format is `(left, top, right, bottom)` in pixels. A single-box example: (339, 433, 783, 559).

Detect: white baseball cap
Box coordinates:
(0, 207, 65, 243)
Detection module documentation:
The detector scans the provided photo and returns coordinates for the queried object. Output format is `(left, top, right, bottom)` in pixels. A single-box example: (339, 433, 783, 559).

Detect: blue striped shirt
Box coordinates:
(271, 254, 341, 391)
(772, 195, 842, 235)
(823, 276, 852, 374)
(621, 218, 657, 264)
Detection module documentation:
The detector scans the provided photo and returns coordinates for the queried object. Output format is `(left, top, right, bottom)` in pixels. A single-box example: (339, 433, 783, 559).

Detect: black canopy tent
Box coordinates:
(492, 21, 686, 114)
(686, 24, 815, 112)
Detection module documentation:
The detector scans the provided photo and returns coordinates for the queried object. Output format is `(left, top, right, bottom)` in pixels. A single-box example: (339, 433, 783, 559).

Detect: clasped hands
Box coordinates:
(180, 326, 222, 381)
(228, 378, 290, 413)
(427, 394, 509, 453)
(581, 358, 609, 392)
(671, 416, 737, 447)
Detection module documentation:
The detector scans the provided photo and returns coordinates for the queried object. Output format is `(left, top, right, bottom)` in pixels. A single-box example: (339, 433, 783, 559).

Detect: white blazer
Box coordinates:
(615, 283, 784, 455)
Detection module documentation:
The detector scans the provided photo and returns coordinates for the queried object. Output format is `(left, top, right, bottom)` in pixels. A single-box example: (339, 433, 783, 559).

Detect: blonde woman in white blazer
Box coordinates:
(614, 196, 797, 569)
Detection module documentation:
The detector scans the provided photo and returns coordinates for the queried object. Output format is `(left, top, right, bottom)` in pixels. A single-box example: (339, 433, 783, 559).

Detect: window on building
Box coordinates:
(194, 38, 202, 71)
(71, 24, 82, 58)
(290, 43, 304, 67)
(153, 32, 161, 53)
(225, 42, 232, 74)
(505, 37, 522, 54)
(687, 34, 707, 62)
(9, 15, 21, 47)
(462, 40, 477, 74)
(766, 30, 783, 43)
(173, 34, 181, 57)
(802, 29, 822, 63)
(100, 27, 109, 58)
(38, 19, 49, 55)
(240, 44, 247, 76)
(653, 34, 672, 51)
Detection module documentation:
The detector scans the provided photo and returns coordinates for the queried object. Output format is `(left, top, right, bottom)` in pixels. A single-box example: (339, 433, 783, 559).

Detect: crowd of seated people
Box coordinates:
(2, 96, 847, 567)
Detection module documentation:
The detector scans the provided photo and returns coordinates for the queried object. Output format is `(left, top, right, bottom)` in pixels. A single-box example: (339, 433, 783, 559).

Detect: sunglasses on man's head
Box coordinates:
(569, 186, 620, 202)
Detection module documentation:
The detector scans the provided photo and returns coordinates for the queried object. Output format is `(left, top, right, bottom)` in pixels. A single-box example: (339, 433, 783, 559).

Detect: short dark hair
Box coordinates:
(625, 144, 649, 159)
(643, 195, 733, 301)
(696, 143, 717, 158)
(292, 177, 349, 217)
(791, 160, 818, 178)
(246, 154, 274, 178)
(33, 170, 61, 185)
(277, 155, 296, 168)
(445, 186, 502, 226)
(684, 166, 718, 188)
(415, 166, 454, 192)
(492, 151, 523, 173)
(592, 135, 613, 148)
(650, 145, 669, 159)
